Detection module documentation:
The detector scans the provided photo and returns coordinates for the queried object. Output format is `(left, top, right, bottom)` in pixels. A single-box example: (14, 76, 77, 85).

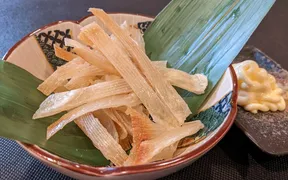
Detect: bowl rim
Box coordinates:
(3, 13, 238, 177)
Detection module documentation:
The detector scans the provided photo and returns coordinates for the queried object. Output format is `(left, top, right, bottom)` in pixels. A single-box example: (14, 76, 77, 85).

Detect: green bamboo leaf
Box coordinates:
(0, 60, 109, 166)
(144, 0, 275, 114)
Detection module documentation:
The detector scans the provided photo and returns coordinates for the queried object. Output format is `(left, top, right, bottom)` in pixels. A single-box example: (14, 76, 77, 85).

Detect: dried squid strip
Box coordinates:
(64, 76, 96, 90)
(126, 108, 165, 144)
(46, 93, 141, 139)
(97, 113, 119, 142)
(38, 58, 84, 95)
(93, 110, 125, 142)
(119, 135, 133, 151)
(125, 120, 204, 166)
(124, 108, 165, 166)
(75, 113, 127, 166)
(152, 142, 179, 162)
(102, 75, 122, 81)
(79, 23, 179, 128)
(34, 79, 132, 119)
(116, 111, 133, 136)
(132, 104, 149, 117)
(89, 8, 191, 125)
(53, 44, 78, 61)
(110, 109, 133, 137)
(102, 109, 128, 140)
(38, 58, 106, 95)
(152, 61, 168, 68)
(158, 67, 208, 95)
(65, 39, 118, 75)
(53, 80, 69, 93)
(66, 39, 202, 93)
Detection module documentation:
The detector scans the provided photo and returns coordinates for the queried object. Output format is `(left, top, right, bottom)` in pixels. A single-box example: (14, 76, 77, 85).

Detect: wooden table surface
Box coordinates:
(1, 1, 288, 180)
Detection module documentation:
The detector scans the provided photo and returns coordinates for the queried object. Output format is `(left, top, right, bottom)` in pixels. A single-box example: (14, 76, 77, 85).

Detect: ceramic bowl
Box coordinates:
(3, 13, 237, 180)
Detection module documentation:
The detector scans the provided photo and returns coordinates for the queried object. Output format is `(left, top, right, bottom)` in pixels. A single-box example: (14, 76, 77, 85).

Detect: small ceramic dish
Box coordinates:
(3, 13, 237, 179)
(234, 46, 288, 155)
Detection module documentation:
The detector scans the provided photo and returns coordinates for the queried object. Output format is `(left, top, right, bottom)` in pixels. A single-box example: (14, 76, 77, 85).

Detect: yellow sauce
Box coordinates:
(233, 60, 286, 113)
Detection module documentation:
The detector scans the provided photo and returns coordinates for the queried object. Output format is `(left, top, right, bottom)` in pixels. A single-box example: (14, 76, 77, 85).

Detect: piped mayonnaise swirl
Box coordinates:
(233, 60, 286, 113)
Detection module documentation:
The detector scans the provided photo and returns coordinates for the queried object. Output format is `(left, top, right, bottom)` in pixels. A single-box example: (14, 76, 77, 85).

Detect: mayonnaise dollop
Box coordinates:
(233, 60, 286, 113)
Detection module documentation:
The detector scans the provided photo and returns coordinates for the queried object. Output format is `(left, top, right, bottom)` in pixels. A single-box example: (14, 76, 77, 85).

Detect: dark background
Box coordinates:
(1, 0, 288, 180)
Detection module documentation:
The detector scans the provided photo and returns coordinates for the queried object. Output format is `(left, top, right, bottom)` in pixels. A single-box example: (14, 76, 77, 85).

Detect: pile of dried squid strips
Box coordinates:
(33, 8, 208, 166)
